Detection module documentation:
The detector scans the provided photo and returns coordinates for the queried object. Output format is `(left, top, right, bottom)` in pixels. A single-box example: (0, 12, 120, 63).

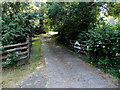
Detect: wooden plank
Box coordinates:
(27, 36, 30, 59)
(18, 51, 28, 56)
(1, 38, 30, 65)
(2, 46, 28, 54)
(17, 55, 28, 61)
(1, 51, 28, 60)
(2, 56, 28, 64)
(69, 40, 88, 55)
(2, 55, 28, 65)
(0, 42, 28, 49)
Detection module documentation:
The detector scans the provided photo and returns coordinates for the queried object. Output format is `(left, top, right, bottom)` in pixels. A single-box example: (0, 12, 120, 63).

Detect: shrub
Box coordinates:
(3, 52, 18, 68)
(78, 25, 120, 78)
(2, 2, 46, 46)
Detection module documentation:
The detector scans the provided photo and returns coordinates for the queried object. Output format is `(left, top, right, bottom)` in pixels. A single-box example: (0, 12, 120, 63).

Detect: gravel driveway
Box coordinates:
(15, 34, 118, 88)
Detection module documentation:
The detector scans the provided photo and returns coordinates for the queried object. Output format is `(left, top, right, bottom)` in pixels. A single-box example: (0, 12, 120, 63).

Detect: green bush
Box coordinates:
(3, 52, 18, 68)
(2, 2, 46, 46)
(78, 25, 120, 78)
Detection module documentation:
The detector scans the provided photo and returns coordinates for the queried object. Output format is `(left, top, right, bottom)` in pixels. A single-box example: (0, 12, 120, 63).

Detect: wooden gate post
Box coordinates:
(25, 35, 30, 64)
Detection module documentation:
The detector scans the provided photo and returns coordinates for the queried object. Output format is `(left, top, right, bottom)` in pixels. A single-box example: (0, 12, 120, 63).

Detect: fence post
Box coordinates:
(26, 35, 30, 64)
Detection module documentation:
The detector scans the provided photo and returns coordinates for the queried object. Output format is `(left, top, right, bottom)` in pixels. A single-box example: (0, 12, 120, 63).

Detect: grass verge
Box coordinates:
(2, 35, 42, 88)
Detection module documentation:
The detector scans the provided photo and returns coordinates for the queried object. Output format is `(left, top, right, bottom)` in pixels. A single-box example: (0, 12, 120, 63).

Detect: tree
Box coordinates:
(107, 2, 120, 24)
(46, 2, 102, 44)
(1, 2, 46, 45)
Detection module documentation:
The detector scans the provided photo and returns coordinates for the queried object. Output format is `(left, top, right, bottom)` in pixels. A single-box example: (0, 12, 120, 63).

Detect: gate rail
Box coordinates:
(69, 40, 88, 55)
(0, 36, 30, 64)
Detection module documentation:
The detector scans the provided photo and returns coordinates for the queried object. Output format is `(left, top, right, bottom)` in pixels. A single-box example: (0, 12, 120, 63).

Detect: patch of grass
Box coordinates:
(2, 35, 42, 88)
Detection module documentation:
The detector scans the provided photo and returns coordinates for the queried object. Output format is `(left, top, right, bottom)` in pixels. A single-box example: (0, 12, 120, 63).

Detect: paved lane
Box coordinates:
(15, 34, 118, 88)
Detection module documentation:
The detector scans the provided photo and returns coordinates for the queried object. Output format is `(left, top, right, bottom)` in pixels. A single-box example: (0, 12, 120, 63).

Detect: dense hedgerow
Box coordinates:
(78, 25, 120, 78)
(1, 2, 45, 46)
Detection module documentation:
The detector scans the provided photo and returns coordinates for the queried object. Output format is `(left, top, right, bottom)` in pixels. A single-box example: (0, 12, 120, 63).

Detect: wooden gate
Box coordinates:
(69, 40, 89, 55)
(0, 36, 30, 65)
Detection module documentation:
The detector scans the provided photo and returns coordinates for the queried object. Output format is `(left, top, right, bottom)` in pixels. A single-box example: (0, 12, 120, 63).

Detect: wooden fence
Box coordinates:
(0, 36, 30, 65)
(69, 40, 89, 55)
(69, 40, 120, 56)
